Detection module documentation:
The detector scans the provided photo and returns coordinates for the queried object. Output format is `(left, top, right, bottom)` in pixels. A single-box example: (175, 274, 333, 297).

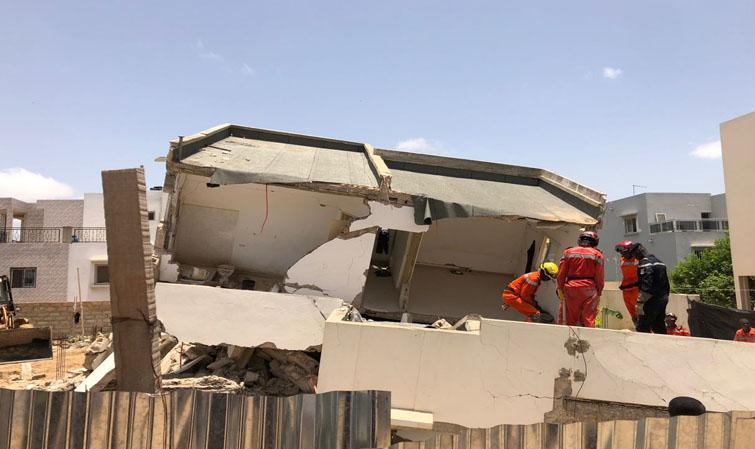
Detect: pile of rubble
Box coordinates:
(160, 343, 320, 395)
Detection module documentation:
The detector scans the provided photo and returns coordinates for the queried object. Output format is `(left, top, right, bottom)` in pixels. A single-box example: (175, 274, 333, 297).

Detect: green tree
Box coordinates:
(670, 235, 735, 307)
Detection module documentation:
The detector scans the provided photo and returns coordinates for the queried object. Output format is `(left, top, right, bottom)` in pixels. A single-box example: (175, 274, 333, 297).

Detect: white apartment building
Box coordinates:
(598, 192, 728, 282)
(0, 190, 167, 303)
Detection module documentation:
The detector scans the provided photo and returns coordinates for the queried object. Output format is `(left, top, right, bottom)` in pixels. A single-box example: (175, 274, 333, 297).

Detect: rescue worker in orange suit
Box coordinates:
(502, 262, 559, 322)
(665, 313, 690, 336)
(556, 231, 605, 327)
(734, 319, 755, 342)
(615, 240, 640, 323)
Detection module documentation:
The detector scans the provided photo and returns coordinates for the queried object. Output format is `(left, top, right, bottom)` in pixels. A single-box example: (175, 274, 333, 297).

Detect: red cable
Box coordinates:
(259, 184, 270, 233)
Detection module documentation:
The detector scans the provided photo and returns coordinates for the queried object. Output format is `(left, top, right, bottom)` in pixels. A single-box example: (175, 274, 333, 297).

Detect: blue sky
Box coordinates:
(1, 1, 754, 202)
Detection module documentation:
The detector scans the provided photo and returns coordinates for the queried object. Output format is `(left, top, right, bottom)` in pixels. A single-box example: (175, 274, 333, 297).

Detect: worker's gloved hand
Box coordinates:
(557, 289, 565, 301)
(530, 312, 541, 322)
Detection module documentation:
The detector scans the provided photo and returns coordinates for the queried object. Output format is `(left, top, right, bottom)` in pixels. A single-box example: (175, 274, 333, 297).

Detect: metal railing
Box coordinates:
(73, 227, 107, 243)
(0, 227, 108, 243)
(649, 219, 729, 234)
(0, 227, 61, 243)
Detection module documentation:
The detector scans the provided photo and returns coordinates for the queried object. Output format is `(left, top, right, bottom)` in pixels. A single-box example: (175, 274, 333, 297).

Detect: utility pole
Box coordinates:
(632, 184, 647, 195)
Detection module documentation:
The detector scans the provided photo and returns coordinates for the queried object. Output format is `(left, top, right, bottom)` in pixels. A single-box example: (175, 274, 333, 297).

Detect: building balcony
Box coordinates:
(0, 227, 107, 243)
(649, 219, 729, 234)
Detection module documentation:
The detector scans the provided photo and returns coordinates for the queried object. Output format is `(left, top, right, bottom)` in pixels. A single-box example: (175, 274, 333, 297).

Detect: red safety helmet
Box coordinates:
(615, 240, 634, 254)
(578, 231, 599, 247)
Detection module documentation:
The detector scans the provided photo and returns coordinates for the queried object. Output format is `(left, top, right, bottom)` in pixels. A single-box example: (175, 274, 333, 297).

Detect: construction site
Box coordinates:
(1, 118, 754, 449)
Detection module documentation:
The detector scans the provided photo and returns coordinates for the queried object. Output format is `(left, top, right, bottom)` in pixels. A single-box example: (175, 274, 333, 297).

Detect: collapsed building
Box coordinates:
(155, 124, 605, 324)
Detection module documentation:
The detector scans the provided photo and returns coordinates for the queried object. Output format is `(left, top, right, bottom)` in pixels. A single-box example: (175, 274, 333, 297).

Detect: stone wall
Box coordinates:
(0, 243, 69, 302)
(16, 301, 112, 337)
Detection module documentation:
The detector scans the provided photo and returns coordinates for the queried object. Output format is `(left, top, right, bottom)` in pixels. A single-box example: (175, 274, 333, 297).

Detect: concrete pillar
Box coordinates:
(102, 168, 161, 393)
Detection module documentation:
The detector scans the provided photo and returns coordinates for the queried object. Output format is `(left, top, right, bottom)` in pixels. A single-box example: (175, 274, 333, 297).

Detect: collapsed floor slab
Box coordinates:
(318, 308, 755, 427)
(155, 283, 343, 350)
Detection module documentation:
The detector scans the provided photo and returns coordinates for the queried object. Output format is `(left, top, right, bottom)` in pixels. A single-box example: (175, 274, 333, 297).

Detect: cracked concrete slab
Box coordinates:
(283, 233, 376, 303)
(155, 283, 343, 350)
(318, 316, 755, 427)
(349, 201, 429, 233)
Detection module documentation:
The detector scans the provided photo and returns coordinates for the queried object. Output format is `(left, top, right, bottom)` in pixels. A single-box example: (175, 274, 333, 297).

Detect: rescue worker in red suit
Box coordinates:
(615, 240, 640, 323)
(556, 231, 605, 327)
(502, 262, 559, 322)
(665, 313, 690, 336)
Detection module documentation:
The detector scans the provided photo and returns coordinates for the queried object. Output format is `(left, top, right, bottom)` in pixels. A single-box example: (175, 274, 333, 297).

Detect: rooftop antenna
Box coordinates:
(632, 184, 647, 195)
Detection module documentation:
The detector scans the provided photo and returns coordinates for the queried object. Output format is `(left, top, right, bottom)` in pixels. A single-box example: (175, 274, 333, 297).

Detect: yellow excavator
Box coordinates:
(0, 275, 53, 364)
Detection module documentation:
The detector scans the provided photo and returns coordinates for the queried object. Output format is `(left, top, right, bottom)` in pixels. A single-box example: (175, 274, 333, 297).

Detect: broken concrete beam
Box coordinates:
(269, 360, 317, 393)
(207, 357, 235, 371)
(102, 168, 161, 393)
(75, 353, 115, 393)
(155, 283, 343, 350)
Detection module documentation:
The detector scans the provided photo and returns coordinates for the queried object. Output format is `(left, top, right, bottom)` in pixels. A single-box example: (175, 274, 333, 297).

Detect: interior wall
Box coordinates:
(416, 218, 530, 274)
(173, 174, 370, 276)
(405, 219, 578, 321)
(284, 233, 376, 303)
(389, 231, 410, 289)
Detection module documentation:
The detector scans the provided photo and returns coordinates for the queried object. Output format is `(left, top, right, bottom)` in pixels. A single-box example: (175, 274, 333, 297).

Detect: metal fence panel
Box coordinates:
(0, 388, 389, 449)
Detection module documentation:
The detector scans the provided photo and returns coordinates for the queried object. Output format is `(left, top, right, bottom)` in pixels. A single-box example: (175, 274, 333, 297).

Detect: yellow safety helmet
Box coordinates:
(539, 262, 559, 281)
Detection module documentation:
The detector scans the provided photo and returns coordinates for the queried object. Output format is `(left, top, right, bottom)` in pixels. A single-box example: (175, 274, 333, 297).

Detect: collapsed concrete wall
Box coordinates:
(155, 283, 343, 350)
(283, 233, 376, 303)
(318, 311, 755, 427)
(170, 174, 370, 276)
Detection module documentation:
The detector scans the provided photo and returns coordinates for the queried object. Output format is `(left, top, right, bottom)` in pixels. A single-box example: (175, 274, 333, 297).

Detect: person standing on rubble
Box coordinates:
(734, 319, 755, 342)
(665, 313, 690, 336)
(615, 240, 640, 324)
(501, 262, 559, 322)
(556, 231, 605, 327)
(623, 243, 670, 333)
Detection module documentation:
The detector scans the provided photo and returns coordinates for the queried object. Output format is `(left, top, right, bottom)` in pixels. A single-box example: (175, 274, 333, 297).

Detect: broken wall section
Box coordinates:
(318, 311, 755, 427)
(169, 174, 370, 279)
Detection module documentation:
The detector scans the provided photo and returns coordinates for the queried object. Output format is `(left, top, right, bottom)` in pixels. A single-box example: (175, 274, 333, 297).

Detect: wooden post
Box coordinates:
(102, 168, 161, 393)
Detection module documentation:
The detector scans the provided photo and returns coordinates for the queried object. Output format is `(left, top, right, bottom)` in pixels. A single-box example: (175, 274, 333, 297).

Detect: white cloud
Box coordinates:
(602, 67, 623, 79)
(396, 137, 446, 155)
(690, 140, 722, 159)
(0, 168, 75, 202)
(241, 63, 255, 76)
(195, 40, 222, 61)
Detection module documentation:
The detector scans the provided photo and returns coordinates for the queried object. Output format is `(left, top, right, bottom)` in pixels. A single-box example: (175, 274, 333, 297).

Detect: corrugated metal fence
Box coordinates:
(380, 412, 755, 449)
(0, 388, 390, 449)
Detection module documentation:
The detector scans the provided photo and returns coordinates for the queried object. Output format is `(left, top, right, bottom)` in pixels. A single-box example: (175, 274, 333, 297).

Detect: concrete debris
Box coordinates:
(84, 333, 112, 371)
(161, 375, 243, 392)
(427, 319, 453, 329)
(162, 341, 320, 396)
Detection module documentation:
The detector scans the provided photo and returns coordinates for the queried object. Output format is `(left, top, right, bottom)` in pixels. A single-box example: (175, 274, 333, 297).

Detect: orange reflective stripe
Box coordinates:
(621, 260, 639, 267)
(565, 253, 605, 264)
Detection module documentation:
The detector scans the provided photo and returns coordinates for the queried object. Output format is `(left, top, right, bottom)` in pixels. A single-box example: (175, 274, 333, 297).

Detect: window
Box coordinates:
(692, 247, 709, 258)
(655, 213, 666, 223)
(701, 212, 711, 219)
(623, 215, 638, 234)
(148, 211, 156, 221)
(93, 263, 109, 285)
(10, 267, 36, 288)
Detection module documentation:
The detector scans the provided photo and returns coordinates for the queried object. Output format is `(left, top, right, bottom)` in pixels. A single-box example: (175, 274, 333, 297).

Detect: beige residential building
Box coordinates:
(0, 192, 167, 303)
(720, 110, 755, 310)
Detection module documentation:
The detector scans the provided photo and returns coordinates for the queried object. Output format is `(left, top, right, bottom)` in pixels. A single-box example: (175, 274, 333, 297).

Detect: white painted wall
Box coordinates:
(155, 283, 343, 350)
(66, 243, 109, 302)
(174, 174, 370, 276)
(284, 233, 376, 303)
(83, 191, 166, 244)
(349, 201, 429, 233)
(319, 313, 755, 427)
(721, 111, 755, 307)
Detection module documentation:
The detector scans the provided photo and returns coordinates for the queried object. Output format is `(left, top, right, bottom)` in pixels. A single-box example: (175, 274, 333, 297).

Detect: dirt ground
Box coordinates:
(0, 346, 88, 389)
